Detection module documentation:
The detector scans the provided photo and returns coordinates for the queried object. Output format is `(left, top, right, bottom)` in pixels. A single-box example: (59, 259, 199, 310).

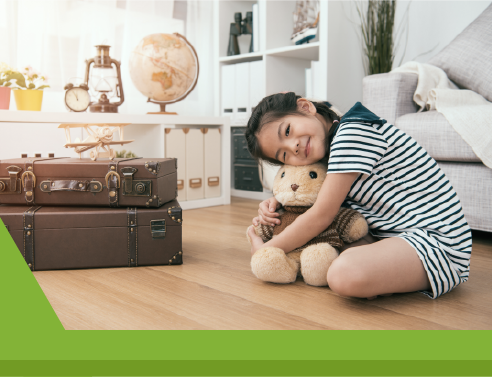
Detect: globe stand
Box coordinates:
(147, 100, 178, 115)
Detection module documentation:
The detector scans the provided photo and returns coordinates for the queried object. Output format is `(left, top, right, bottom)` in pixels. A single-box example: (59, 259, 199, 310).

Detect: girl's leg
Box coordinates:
(327, 237, 431, 298)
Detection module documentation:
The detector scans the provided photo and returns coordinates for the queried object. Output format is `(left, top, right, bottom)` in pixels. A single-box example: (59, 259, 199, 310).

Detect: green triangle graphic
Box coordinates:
(0, 217, 64, 355)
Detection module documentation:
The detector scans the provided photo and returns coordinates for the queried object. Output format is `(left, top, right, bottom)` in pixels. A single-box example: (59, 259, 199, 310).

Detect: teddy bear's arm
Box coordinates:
(256, 223, 274, 243)
(333, 207, 369, 243)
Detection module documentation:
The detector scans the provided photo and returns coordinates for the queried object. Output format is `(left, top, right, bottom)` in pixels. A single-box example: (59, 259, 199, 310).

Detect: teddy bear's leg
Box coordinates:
(334, 208, 369, 243)
(251, 247, 299, 284)
(300, 243, 339, 286)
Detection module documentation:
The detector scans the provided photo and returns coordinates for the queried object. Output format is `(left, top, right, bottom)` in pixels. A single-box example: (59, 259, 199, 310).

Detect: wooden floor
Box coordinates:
(34, 197, 492, 330)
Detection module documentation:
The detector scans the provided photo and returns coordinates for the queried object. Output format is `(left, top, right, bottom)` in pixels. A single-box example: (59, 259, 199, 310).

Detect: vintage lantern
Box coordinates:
(84, 45, 124, 113)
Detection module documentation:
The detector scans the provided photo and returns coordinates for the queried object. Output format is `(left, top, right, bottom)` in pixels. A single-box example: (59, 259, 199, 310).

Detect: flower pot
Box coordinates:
(13, 89, 43, 111)
(0, 86, 11, 110)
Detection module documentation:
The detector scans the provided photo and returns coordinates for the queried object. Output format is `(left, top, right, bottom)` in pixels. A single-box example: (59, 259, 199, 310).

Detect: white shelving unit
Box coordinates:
(0, 109, 231, 211)
(214, 0, 328, 201)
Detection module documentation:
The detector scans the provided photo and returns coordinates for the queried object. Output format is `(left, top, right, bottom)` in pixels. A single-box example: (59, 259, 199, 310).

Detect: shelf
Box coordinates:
(219, 51, 263, 64)
(219, 42, 320, 64)
(267, 42, 319, 60)
(0, 110, 227, 127)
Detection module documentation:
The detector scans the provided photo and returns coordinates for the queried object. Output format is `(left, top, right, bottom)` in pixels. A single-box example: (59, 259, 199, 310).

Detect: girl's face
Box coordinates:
(257, 99, 332, 166)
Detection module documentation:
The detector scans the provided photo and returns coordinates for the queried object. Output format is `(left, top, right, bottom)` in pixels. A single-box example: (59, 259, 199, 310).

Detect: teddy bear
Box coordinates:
(247, 162, 369, 286)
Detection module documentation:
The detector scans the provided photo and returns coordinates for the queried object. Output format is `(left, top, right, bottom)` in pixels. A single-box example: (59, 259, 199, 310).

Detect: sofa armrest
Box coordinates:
(362, 72, 419, 125)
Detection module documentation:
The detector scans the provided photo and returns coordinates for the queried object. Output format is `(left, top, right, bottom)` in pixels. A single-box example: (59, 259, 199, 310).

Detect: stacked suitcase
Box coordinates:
(0, 157, 182, 271)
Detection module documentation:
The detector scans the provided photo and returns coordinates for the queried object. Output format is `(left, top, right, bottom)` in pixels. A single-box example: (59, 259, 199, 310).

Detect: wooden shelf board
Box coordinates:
(0, 110, 227, 127)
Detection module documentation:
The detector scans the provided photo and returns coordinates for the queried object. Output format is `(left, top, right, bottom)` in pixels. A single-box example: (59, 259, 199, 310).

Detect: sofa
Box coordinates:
(362, 4, 492, 233)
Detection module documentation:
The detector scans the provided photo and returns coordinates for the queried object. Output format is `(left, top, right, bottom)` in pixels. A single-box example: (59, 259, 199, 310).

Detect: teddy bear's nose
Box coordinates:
(291, 184, 299, 192)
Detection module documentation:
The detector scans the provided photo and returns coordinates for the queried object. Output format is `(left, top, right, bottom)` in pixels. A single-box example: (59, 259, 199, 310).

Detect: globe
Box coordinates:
(129, 33, 199, 112)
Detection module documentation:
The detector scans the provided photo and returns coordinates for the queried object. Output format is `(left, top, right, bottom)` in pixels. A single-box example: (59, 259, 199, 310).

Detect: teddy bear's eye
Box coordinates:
(281, 172, 285, 178)
(309, 171, 317, 179)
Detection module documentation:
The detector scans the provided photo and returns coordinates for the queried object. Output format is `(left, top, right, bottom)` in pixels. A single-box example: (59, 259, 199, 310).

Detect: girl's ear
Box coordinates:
(297, 98, 316, 115)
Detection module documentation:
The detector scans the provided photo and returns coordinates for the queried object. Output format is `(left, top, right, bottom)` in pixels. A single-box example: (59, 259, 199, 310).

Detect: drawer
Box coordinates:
(234, 165, 263, 192)
(233, 135, 254, 161)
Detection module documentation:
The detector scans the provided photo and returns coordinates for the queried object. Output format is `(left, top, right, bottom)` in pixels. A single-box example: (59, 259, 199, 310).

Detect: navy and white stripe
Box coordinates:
(327, 103, 472, 299)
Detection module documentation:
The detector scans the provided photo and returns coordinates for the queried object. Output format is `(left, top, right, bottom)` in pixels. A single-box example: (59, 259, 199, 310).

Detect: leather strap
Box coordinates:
(106, 157, 142, 207)
(40, 179, 103, 193)
(127, 207, 137, 267)
(23, 206, 42, 271)
(107, 162, 119, 207)
(23, 161, 35, 204)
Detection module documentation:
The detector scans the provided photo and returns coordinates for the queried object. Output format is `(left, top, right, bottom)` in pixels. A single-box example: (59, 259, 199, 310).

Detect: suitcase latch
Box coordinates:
(150, 219, 166, 239)
(6, 165, 22, 192)
(121, 167, 137, 194)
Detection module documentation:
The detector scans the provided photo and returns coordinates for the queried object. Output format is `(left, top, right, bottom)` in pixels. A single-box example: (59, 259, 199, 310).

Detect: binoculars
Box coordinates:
(227, 11, 253, 56)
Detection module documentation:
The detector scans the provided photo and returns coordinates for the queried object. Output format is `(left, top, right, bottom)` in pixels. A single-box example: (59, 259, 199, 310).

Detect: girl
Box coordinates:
(245, 92, 472, 299)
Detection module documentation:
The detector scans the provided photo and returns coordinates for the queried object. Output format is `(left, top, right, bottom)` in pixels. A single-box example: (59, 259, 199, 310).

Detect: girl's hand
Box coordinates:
(253, 197, 282, 226)
(248, 225, 265, 256)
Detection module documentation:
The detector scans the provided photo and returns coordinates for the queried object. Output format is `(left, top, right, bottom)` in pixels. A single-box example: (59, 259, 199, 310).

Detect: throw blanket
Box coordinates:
(392, 61, 492, 169)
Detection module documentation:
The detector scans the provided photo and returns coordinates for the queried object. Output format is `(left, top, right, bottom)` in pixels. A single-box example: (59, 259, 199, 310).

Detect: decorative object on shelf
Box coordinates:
(115, 149, 137, 158)
(129, 33, 199, 115)
(64, 81, 91, 112)
(84, 45, 124, 113)
(0, 62, 22, 110)
(356, 0, 397, 75)
(59, 123, 133, 161)
(291, 0, 319, 45)
(9, 65, 50, 111)
(227, 11, 254, 56)
(228, 12, 242, 56)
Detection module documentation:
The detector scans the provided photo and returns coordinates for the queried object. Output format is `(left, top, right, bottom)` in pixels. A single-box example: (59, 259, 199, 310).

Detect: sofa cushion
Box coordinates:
(428, 4, 492, 102)
(438, 161, 492, 232)
(395, 111, 480, 162)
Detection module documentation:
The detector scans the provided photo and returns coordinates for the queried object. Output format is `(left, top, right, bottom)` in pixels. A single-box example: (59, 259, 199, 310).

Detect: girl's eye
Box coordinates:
(309, 171, 317, 179)
(285, 125, 290, 137)
(281, 172, 285, 178)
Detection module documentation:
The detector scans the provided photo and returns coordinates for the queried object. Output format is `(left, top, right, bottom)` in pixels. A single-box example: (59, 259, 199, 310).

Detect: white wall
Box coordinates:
(394, 1, 491, 66)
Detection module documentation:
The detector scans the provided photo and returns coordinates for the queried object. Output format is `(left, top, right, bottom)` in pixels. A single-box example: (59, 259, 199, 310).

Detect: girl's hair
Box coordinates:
(245, 92, 341, 165)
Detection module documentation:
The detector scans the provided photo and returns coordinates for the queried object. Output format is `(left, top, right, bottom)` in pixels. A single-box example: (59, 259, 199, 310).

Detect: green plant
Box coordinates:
(357, 0, 398, 75)
(115, 150, 137, 158)
(0, 62, 26, 88)
(16, 66, 50, 90)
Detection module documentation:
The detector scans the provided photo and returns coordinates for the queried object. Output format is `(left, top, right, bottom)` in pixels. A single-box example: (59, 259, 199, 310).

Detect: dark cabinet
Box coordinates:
(231, 127, 263, 192)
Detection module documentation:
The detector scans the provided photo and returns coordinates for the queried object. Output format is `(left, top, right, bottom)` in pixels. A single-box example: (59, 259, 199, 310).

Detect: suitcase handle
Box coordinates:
(39, 179, 103, 193)
(208, 176, 220, 187)
(189, 178, 202, 188)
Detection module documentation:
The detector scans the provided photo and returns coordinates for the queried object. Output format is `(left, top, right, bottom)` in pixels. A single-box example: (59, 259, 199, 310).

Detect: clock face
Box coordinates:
(65, 87, 91, 112)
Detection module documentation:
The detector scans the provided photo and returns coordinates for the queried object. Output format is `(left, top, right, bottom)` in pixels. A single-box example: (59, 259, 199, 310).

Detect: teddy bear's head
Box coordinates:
(272, 162, 327, 206)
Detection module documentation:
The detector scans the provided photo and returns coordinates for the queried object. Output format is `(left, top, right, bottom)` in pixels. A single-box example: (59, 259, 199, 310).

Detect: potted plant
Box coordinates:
(0, 62, 26, 110)
(12, 66, 50, 111)
(357, 0, 398, 75)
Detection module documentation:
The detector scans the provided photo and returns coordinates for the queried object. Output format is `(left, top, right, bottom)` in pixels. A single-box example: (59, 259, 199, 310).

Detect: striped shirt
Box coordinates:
(327, 102, 472, 298)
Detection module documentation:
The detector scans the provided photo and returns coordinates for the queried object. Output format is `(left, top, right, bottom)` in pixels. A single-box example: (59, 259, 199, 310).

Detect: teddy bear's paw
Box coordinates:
(251, 247, 298, 284)
(300, 244, 339, 286)
(345, 215, 369, 243)
(246, 225, 254, 245)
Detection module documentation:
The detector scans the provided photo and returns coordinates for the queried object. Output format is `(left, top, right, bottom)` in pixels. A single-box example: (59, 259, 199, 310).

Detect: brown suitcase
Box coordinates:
(0, 200, 183, 271)
(0, 157, 177, 208)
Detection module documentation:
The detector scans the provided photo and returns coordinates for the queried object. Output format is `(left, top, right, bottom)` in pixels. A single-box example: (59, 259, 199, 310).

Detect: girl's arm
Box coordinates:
(250, 172, 359, 254)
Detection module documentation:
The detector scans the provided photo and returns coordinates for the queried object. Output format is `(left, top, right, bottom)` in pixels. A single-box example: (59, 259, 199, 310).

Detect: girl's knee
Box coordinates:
(327, 256, 369, 297)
